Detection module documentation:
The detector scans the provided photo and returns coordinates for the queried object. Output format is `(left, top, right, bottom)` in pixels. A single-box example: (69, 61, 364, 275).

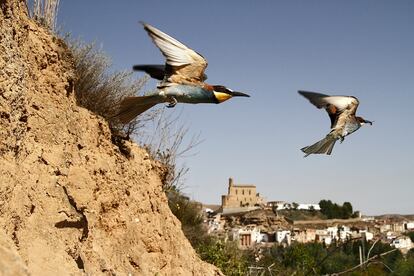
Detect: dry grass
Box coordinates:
(27, 0, 60, 32)
(68, 39, 157, 137)
(141, 110, 202, 191)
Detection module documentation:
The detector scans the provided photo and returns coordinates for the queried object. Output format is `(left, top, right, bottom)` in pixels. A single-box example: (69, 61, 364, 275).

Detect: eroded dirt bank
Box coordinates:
(0, 1, 221, 275)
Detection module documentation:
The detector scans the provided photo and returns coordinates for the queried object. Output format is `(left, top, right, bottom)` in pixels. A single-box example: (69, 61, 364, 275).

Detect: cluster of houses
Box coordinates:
(229, 225, 376, 248)
(204, 178, 414, 254)
(226, 222, 414, 253)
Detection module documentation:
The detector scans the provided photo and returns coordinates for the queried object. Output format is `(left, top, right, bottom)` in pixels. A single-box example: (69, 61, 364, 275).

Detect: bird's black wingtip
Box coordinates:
(139, 21, 151, 31)
(132, 65, 142, 71)
(298, 90, 311, 98)
(298, 90, 313, 95)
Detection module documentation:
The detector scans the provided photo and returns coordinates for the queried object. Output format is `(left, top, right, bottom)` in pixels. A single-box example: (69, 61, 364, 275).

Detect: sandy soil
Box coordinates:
(0, 1, 221, 275)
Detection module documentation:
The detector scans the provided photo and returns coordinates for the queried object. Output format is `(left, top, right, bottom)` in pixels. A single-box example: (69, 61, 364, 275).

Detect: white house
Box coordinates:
(406, 221, 414, 230)
(316, 229, 333, 245)
(392, 237, 413, 253)
(316, 234, 332, 245)
(297, 204, 321, 211)
(276, 230, 291, 244)
(338, 226, 352, 241)
(206, 213, 222, 233)
(267, 201, 288, 210)
(386, 231, 397, 240)
(327, 226, 339, 240)
(360, 230, 374, 241)
(231, 226, 262, 248)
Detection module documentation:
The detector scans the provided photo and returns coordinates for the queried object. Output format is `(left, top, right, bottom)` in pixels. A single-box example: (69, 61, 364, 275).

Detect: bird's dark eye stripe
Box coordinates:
(212, 85, 226, 92)
(212, 85, 233, 93)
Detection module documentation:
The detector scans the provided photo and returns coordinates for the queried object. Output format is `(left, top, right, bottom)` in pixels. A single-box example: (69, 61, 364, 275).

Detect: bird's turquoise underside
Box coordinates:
(146, 84, 217, 104)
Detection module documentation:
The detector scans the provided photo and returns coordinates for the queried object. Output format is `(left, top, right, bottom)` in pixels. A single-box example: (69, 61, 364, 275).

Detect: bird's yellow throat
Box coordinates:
(213, 91, 232, 103)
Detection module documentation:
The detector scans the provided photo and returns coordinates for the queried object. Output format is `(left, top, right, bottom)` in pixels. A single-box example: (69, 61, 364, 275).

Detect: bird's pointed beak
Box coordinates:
(364, 120, 373, 125)
(231, 91, 250, 97)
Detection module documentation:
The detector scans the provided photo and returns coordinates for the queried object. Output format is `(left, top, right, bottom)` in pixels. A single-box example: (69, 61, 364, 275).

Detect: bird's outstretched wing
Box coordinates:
(133, 64, 166, 80)
(133, 64, 208, 81)
(141, 22, 208, 84)
(298, 90, 359, 128)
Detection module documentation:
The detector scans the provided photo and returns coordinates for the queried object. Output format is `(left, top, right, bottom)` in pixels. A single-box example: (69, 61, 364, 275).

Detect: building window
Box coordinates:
(249, 190, 251, 195)
(242, 190, 245, 195)
(236, 190, 238, 195)
(240, 234, 251, 246)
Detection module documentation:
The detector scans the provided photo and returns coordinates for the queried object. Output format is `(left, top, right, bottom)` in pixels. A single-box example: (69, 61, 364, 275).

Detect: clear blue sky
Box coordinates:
(58, 1, 414, 215)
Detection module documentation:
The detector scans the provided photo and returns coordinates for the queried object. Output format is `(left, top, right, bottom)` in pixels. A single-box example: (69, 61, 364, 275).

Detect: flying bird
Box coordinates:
(298, 90, 372, 157)
(115, 22, 250, 123)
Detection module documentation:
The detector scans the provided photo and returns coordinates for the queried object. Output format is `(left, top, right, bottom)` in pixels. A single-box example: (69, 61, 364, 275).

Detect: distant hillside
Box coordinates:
(277, 209, 327, 221)
(374, 214, 414, 221)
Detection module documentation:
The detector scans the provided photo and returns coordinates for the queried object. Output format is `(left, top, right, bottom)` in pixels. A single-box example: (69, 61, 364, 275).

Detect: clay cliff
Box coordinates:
(0, 1, 221, 275)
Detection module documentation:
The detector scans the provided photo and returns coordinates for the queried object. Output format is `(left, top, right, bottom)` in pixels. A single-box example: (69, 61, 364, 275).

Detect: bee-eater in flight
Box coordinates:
(115, 23, 250, 123)
(299, 90, 372, 157)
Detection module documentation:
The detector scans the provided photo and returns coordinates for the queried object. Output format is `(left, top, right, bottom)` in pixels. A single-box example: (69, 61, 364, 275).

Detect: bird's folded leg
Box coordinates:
(166, 96, 177, 108)
(340, 136, 345, 143)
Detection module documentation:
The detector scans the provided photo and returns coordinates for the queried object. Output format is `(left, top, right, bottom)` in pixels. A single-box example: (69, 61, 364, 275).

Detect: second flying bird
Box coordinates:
(299, 91, 372, 157)
(115, 23, 250, 123)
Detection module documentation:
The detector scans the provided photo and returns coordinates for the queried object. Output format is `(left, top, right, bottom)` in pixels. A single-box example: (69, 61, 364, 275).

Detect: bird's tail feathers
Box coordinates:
(114, 96, 159, 124)
(301, 134, 337, 157)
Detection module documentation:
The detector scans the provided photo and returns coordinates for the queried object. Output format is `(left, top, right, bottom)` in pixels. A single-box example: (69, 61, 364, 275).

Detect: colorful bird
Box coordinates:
(115, 22, 250, 123)
(298, 90, 372, 157)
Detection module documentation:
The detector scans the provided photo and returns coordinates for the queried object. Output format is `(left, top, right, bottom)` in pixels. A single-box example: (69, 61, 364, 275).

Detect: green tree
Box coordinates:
(167, 190, 207, 248)
(320, 251, 355, 274)
(197, 240, 250, 276)
(319, 199, 334, 218)
(319, 199, 355, 219)
(342, 202, 353, 218)
(405, 231, 414, 242)
(253, 243, 323, 275)
(308, 205, 318, 217)
(394, 254, 414, 276)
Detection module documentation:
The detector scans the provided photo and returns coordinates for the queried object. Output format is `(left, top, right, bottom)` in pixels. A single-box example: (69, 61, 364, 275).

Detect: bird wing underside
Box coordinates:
(326, 104, 339, 129)
(141, 22, 208, 85)
(298, 90, 360, 128)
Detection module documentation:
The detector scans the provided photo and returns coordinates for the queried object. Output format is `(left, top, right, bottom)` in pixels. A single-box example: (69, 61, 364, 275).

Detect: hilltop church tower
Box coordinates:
(221, 177, 263, 209)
